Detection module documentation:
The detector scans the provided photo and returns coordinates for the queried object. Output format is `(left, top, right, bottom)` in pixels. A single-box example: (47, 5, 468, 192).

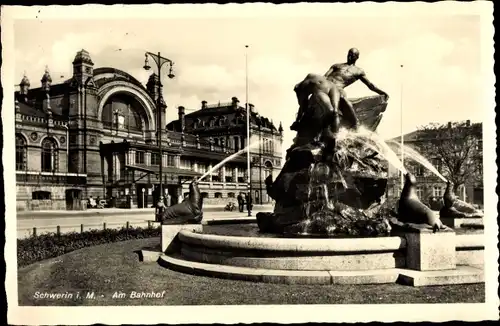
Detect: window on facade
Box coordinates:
(234, 136, 240, 152)
(228, 192, 235, 198)
(201, 192, 209, 198)
(433, 186, 443, 197)
(135, 151, 145, 164)
(180, 159, 192, 170)
(212, 175, 220, 182)
(16, 134, 27, 170)
(167, 156, 175, 167)
(41, 138, 58, 172)
(416, 186, 423, 199)
(225, 176, 233, 183)
(151, 153, 160, 166)
(215, 192, 223, 198)
(32, 191, 51, 200)
(431, 158, 442, 172)
(237, 169, 245, 183)
(415, 165, 424, 176)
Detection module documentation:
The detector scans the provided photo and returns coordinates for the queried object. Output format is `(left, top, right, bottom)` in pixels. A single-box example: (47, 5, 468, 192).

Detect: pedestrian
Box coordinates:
(155, 196, 166, 222)
(245, 193, 253, 217)
(237, 193, 244, 212)
(165, 192, 171, 207)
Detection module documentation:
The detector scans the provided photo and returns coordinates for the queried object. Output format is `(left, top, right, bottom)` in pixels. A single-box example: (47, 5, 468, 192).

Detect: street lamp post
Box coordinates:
(400, 64, 404, 189)
(245, 44, 252, 216)
(143, 51, 175, 213)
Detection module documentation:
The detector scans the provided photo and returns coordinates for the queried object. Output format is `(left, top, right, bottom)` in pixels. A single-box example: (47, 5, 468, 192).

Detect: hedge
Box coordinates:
(17, 225, 162, 268)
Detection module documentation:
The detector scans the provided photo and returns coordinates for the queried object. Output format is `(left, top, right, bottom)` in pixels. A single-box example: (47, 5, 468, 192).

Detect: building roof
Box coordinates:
(16, 99, 66, 121)
(93, 67, 146, 90)
(166, 101, 278, 133)
(387, 121, 482, 143)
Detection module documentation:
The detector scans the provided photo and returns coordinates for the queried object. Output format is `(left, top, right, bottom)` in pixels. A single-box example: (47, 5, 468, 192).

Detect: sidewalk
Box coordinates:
(17, 204, 274, 219)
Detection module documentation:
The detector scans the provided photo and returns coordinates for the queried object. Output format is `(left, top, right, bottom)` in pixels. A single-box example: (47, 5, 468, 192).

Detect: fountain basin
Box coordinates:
(147, 223, 484, 286)
(178, 229, 407, 271)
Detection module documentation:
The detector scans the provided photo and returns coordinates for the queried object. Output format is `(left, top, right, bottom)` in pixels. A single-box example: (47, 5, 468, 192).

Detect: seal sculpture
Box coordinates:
(161, 180, 203, 225)
(440, 181, 483, 218)
(398, 173, 446, 232)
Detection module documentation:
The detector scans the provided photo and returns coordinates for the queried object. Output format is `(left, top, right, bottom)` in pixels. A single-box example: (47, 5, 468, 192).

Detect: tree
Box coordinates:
(413, 121, 482, 194)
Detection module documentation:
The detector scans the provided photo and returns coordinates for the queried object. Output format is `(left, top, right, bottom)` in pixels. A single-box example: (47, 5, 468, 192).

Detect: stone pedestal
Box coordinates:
(161, 224, 203, 254)
(403, 227, 456, 271)
(441, 216, 484, 229)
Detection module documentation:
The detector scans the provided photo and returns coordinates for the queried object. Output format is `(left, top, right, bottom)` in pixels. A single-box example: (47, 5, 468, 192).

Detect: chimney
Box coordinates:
(201, 100, 207, 109)
(466, 119, 471, 127)
(178, 106, 185, 132)
(231, 96, 239, 108)
(447, 121, 452, 128)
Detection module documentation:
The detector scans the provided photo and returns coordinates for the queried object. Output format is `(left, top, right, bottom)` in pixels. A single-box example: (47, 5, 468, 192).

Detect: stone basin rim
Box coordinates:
(178, 229, 407, 252)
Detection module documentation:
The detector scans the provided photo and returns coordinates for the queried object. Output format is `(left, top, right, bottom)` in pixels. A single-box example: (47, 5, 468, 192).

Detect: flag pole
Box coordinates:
(245, 45, 251, 199)
(400, 64, 404, 189)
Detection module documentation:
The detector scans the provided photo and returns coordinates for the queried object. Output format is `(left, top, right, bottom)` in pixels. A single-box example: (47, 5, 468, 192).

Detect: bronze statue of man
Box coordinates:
(291, 48, 389, 131)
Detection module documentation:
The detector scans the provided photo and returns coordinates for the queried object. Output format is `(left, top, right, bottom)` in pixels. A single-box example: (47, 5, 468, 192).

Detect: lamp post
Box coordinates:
(400, 64, 404, 189)
(245, 44, 252, 216)
(143, 51, 175, 211)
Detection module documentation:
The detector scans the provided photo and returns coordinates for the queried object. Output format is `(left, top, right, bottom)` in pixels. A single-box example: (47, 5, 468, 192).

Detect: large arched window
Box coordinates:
(16, 134, 27, 170)
(101, 94, 144, 132)
(41, 138, 58, 172)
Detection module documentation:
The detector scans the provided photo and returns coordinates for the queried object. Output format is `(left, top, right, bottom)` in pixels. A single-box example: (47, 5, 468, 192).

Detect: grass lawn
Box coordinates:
(18, 238, 485, 306)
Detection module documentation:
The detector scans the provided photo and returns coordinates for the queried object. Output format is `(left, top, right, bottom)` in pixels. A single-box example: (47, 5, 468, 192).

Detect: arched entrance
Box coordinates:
(65, 189, 83, 210)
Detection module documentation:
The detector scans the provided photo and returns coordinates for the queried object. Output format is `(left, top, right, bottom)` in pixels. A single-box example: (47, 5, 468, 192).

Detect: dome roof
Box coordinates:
(73, 49, 94, 65)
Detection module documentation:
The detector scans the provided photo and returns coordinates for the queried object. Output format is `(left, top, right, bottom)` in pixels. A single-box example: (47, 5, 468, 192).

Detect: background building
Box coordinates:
(387, 120, 483, 208)
(14, 49, 284, 211)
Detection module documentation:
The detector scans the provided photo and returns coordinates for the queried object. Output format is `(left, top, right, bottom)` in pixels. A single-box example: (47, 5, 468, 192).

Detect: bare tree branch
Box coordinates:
(413, 121, 482, 194)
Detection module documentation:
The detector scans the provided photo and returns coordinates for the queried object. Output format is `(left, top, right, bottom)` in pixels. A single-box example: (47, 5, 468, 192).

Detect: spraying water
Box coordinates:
(386, 140, 447, 182)
(198, 141, 262, 182)
(337, 126, 408, 174)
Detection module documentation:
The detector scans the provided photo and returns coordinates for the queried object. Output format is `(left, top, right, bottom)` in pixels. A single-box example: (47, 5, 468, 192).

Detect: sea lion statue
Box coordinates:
(440, 181, 483, 219)
(161, 180, 204, 225)
(398, 173, 446, 232)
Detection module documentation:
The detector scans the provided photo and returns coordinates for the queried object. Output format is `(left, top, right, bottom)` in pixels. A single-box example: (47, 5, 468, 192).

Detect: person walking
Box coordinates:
(237, 193, 244, 212)
(245, 193, 253, 217)
(165, 192, 171, 207)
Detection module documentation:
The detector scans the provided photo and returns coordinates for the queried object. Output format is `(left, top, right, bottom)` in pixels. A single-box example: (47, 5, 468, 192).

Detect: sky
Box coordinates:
(10, 4, 490, 154)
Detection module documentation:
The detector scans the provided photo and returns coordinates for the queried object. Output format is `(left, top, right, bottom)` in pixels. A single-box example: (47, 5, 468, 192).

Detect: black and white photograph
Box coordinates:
(2, 2, 497, 325)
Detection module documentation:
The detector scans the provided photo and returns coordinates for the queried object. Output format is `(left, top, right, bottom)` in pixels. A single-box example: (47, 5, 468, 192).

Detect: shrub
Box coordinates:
(17, 225, 161, 268)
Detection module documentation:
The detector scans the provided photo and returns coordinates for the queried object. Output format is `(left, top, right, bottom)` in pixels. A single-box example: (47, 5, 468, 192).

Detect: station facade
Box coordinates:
(14, 50, 284, 211)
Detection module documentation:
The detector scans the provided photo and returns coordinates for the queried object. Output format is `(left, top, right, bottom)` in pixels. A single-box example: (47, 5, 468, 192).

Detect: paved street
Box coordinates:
(16, 205, 272, 239)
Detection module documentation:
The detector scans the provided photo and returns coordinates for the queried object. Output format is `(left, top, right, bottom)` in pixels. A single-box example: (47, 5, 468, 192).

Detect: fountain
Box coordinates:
(140, 61, 484, 287)
(258, 95, 399, 238)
